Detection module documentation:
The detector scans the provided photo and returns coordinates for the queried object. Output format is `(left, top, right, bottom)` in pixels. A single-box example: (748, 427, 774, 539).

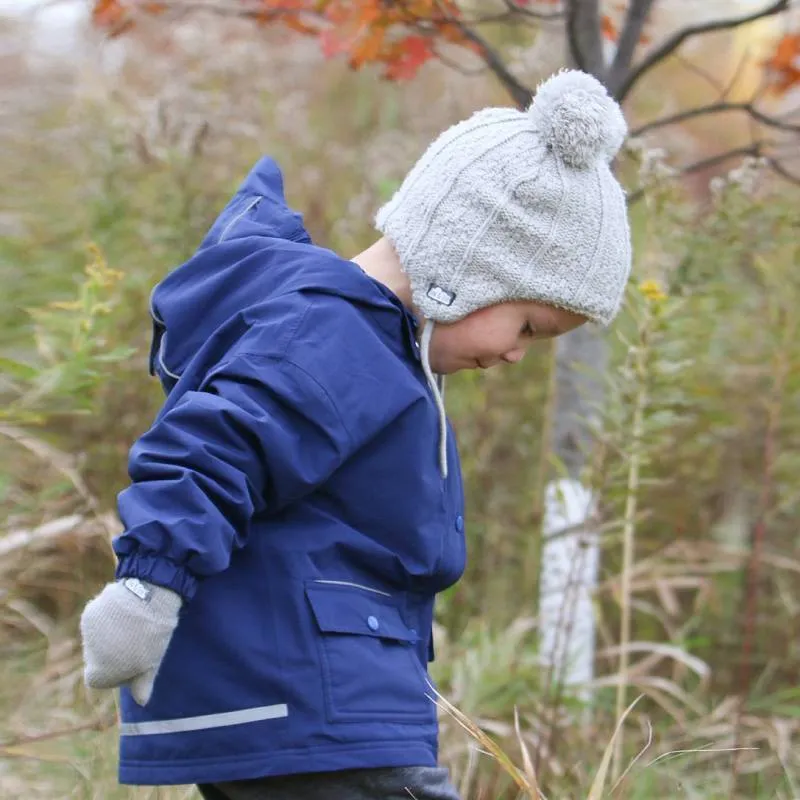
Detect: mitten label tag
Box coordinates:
(123, 577, 152, 602)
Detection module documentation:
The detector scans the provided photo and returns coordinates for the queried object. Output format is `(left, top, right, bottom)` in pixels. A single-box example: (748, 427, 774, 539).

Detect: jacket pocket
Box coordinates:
(305, 581, 435, 724)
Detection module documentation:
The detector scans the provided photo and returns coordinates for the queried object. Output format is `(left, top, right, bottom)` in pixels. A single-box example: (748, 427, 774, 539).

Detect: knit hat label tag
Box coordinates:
(426, 285, 455, 306)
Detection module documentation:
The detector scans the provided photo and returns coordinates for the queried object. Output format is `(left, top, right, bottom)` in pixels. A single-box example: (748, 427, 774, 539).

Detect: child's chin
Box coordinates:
(434, 361, 467, 376)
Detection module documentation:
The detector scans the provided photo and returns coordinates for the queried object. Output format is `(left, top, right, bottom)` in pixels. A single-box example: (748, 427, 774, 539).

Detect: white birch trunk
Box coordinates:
(538, 478, 598, 703)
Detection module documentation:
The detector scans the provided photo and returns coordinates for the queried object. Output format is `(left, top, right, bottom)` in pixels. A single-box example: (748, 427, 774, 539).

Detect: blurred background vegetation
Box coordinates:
(1, 1, 799, 798)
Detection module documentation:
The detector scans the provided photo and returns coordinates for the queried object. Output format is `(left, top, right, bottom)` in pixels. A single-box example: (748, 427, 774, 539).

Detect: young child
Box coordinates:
(80, 69, 630, 799)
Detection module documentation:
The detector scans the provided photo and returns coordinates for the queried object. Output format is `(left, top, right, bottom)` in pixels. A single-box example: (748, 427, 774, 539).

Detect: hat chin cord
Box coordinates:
(420, 319, 448, 479)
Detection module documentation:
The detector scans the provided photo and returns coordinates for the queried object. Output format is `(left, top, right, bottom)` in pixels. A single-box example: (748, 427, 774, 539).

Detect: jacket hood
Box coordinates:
(148, 157, 416, 383)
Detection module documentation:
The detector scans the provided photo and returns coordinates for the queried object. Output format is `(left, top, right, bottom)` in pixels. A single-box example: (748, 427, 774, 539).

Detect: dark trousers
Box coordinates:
(197, 766, 460, 800)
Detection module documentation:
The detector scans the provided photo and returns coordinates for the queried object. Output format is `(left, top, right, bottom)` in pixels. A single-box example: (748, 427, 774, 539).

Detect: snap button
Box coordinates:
(367, 615, 379, 631)
(455, 515, 464, 533)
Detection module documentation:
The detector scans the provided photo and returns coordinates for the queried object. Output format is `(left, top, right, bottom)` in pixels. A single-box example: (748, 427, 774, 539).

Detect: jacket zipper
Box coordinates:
(218, 195, 263, 243)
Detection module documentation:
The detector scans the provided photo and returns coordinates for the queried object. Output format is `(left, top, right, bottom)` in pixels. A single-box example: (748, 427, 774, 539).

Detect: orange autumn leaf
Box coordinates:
(762, 32, 800, 94)
(91, 0, 132, 34)
(601, 10, 651, 45)
(319, 28, 349, 58)
(309, 0, 464, 80)
(601, 14, 618, 41)
(254, 0, 318, 27)
(88, 0, 485, 81)
(280, 16, 319, 35)
(349, 26, 386, 68)
(384, 35, 434, 81)
(92, 0, 167, 34)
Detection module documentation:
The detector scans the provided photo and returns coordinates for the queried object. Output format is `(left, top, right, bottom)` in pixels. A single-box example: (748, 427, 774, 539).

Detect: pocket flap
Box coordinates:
(306, 583, 418, 644)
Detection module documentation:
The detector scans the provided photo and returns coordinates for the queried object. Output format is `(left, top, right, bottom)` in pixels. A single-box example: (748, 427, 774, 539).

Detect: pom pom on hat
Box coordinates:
(528, 70, 627, 169)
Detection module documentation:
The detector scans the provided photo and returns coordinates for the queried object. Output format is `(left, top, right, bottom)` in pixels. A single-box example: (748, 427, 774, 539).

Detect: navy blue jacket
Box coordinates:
(112, 157, 467, 785)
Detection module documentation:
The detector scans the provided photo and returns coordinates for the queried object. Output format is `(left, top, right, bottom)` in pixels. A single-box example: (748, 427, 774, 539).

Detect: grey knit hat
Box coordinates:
(375, 69, 631, 328)
(374, 69, 632, 479)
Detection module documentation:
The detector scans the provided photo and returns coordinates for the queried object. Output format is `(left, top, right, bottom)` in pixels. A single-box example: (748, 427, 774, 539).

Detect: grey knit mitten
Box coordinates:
(80, 578, 182, 706)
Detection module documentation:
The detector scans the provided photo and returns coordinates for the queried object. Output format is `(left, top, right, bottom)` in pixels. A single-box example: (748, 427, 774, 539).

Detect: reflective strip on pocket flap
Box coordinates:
(305, 583, 418, 643)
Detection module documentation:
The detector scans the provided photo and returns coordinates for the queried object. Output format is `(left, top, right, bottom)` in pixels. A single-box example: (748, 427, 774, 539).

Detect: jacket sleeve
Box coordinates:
(113, 353, 353, 600)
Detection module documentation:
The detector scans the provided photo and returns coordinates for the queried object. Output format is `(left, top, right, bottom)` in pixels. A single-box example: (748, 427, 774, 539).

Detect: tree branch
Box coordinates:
(427, 8, 535, 27)
(501, 0, 567, 21)
(412, 0, 534, 108)
(566, 0, 605, 76)
(449, 21, 534, 109)
(673, 53, 727, 95)
(430, 41, 488, 77)
(416, 1, 556, 30)
(625, 140, 800, 204)
(630, 101, 800, 138)
(606, 0, 656, 94)
(616, 0, 790, 102)
(112, 0, 326, 27)
(565, 0, 586, 71)
(722, 49, 754, 99)
(679, 143, 768, 176)
(767, 157, 800, 184)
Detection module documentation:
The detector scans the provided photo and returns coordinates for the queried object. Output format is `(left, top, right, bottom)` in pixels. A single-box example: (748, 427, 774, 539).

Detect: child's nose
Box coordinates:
(502, 348, 526, 364)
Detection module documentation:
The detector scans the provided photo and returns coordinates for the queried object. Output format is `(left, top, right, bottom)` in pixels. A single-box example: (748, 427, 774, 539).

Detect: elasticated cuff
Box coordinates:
(115, 553, 199, 601)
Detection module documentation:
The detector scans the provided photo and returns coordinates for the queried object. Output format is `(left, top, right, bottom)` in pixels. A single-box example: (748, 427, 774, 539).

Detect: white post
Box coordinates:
(538, 478, 598, 704)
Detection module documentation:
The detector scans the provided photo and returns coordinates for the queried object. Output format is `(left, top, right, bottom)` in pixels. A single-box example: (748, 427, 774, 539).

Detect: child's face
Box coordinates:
(429, 300, 587, 375)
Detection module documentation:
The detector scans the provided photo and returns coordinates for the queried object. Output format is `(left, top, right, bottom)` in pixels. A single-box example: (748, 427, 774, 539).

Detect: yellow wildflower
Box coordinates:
(639, 279, 667, 302)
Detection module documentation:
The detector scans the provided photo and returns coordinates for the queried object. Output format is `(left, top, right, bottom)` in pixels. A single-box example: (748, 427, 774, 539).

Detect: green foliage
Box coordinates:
(1, 244, 134, 423)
